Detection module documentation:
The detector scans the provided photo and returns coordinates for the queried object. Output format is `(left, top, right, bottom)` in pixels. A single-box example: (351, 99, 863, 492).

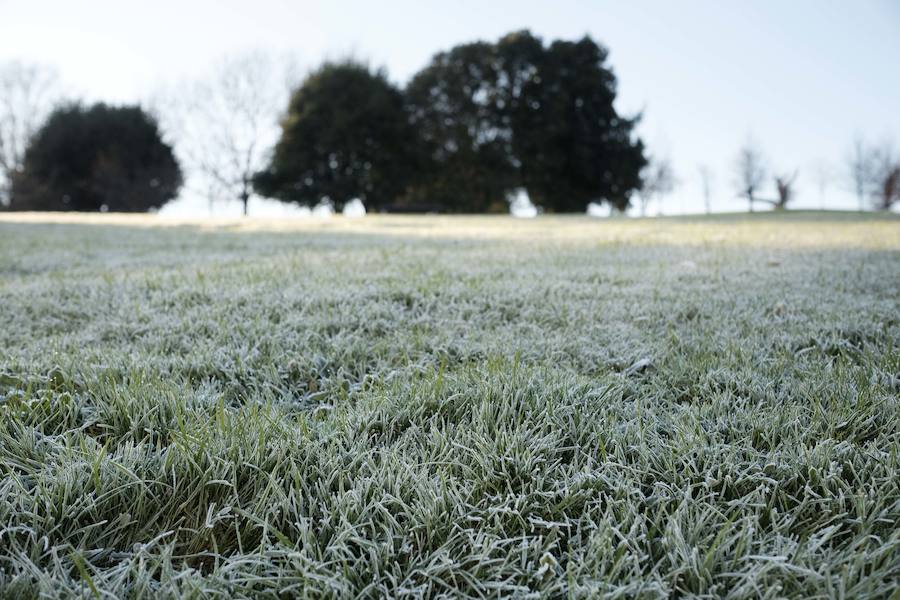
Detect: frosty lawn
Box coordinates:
(0, 212, 898, 598)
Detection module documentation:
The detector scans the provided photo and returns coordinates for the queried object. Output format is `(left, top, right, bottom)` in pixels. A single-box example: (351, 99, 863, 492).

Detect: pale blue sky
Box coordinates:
(2, 0, 898, 214)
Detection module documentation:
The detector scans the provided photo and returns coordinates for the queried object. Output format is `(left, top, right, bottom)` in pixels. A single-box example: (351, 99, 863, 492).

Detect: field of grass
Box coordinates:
(1, 212, 899, 599)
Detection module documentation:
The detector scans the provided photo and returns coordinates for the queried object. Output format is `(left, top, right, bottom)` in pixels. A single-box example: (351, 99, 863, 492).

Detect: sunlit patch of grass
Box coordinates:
(0, 213, 898, 598)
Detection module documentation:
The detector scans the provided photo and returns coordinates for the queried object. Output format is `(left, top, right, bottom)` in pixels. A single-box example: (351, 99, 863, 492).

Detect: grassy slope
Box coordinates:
(0, 213, 898, 599)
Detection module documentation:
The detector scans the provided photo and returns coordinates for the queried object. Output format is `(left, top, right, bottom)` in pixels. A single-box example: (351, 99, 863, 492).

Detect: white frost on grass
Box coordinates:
(508, 188, 538, 218)
(0, 214, 898, 598)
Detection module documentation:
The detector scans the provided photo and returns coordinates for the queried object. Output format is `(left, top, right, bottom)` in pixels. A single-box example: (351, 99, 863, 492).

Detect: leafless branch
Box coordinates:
(734, 137, 766, 212)
(153, 51, 293, 215)
(0, 61, 61, 205)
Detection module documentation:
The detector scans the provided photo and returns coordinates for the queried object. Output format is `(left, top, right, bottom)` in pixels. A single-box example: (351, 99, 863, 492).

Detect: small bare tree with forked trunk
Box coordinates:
(154, 52, 294, 215)
(771, 171, 797, 210)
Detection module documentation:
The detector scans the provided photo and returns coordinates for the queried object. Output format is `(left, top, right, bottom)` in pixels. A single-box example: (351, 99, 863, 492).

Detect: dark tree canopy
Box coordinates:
(254, 33, 644, 214)
(406, 30, 646, 212)
(515, 36, 646, 212)
(10, 103, 181, 212)
(404, 40, 520, 213)
(254, 61, 417, 211)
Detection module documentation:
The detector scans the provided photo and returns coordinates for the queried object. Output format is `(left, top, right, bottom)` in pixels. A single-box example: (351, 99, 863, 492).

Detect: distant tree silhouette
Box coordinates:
(846, 137, 870, 211)
(698, 164, 714, 214)
(0, 61, 61, 207)
(734, 138, 767, 212)
(9, 103, 181, 212)
(844, 137, 899, 211)
(254, 61, 417, 211)
(511, 34, 646, 212)
(406, 30, 646, 213)
(771, 171, 797, 210)
(867, 142, 899, 211)
(405, 40, 519, 213)
(637, 155, 675, 216)
(155, 52, 290, 215)
(811, 159, 831, 209)
(874, 165, 900, 211)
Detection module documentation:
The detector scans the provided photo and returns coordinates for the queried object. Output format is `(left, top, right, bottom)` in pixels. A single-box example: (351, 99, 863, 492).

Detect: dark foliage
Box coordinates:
(254, 61, 418, 211)
(868, 144, 900, 211)
(772, 172, 797, 209)
(9, 103, 181, 212)
(404, 40, 519, 213)
(254, 32, 645, 214)
(405, 30, 646, 212)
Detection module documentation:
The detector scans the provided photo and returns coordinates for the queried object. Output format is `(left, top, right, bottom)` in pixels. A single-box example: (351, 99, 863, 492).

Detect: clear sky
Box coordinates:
(2, 0, 898, 214)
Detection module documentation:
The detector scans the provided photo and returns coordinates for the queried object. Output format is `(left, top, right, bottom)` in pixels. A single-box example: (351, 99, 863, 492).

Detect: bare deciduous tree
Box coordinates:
(698, 164, 714, 214)
(868, 142, 899, 211)
(734, 138, 766, 212)
(846, 137, 870, 211)
(0, 61, 60, 206)
(845, 137, 900, 211)
(637, 155, 675, 216)
(811, 159, 831, 210)
(771, 171, 797, 210)
(155, 52, 294, 215)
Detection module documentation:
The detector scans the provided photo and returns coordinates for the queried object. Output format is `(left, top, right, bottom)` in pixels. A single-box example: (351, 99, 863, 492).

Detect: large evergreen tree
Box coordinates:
(254, 61, 416, 211)
(512, 35, 646, 212)
(404, 41, 519, 213)
(9, 103, 181, 212)
(406, 31, 646, 212)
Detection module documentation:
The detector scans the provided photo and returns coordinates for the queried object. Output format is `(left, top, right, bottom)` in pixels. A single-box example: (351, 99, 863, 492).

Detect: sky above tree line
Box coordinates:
(1, 0, 898, 215)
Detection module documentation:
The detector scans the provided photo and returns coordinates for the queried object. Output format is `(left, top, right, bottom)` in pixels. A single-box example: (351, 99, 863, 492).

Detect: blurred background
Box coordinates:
(1, 0, 898, 217)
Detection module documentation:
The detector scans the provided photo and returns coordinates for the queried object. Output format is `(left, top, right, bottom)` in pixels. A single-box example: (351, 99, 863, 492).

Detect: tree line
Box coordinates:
(1, 31, 897, 215)
(732, 136, 898, 213)
(0, 31, 650, 215)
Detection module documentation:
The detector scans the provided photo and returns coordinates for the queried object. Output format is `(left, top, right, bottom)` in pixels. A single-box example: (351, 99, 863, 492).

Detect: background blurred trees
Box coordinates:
(697, 165, 714, 214)
(772, 172, 797, 210)
(158, 52, 291, 215)
(734, 138, 767, 212)
(810, 159, 832, 209)
(846, 137, 870, 211)
(511, 35, 646, 212)
(864, 142, 899, 211)
(734, 138, 799, 211)
(845, 138, 900, 211)
(10, 34, 893, 215)
(9, 104, 181, 212)
(155, 52, 290, 215)
(255, 31, 645, 214)
(254, 61, 418, 212)
(637, 155, 675, 216)
(403, 31, 646, 213)
(404, 39, 518, 212)
(0, 61, 61, 208)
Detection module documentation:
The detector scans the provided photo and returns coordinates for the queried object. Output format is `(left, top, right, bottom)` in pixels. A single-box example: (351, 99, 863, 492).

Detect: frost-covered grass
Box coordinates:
(0, 212, 899, 599)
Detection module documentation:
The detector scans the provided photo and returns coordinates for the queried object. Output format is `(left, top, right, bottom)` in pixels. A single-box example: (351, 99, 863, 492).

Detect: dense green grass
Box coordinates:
(1, 213, 899, 599)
